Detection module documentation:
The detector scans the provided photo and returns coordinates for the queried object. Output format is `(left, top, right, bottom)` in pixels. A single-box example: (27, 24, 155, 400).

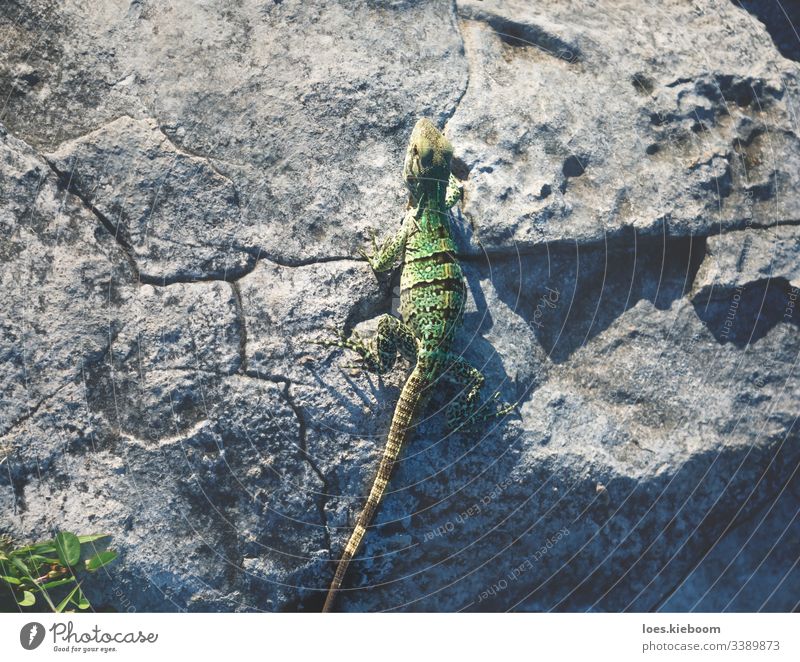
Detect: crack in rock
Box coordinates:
(230, 281, 249, 374)
(0, 380, 72, 440)
(244, 370, 332, 555)
(43, 156, 141, 278)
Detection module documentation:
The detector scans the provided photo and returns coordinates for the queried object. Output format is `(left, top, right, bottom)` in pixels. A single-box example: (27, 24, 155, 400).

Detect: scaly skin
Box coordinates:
(320, 118, 512, 612)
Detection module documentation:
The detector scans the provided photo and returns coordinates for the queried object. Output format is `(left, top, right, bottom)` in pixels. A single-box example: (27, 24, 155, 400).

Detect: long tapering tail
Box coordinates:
(322, 364, 428, 612)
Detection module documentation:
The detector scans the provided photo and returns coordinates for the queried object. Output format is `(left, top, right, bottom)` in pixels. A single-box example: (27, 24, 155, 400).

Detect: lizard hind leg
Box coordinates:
(441, 353, 514, 431)
(322, 314, 417, 375)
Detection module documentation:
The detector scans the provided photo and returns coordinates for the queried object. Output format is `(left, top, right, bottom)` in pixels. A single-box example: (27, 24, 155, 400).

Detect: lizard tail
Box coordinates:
(322, 364, 428, 612)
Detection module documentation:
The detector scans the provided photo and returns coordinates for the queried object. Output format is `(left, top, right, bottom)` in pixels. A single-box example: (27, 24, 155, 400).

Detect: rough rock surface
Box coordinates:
(1, 0, 798, 612)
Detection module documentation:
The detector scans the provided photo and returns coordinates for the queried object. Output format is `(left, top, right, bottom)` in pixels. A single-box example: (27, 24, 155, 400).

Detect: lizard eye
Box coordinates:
(407, 145, 421, 176)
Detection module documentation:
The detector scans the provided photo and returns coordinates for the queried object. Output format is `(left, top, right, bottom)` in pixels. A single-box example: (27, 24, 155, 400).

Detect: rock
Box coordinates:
(0, 128, 130, 447)
(450, 0, 800, 251)
(661, 474, 800, 611)
(691, 225, 800, 345)
(1, 0, 798, 613)
(45, 116, 253, 284)
(693, 225, 800, 294)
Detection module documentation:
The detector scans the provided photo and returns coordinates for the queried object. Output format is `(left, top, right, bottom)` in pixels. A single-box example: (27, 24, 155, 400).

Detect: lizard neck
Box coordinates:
(410, 180, 447, 217)
(410, 186, 451, 238)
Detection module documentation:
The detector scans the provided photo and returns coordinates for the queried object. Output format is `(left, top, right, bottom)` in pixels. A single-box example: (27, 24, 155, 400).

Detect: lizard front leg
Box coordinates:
(359, 223, 407, 272)
(360, 203, 420, 272)
(445, 172, 463, 209)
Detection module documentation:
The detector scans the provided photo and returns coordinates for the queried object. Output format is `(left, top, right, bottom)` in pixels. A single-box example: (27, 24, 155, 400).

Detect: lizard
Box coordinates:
(319, 118, 513, 612)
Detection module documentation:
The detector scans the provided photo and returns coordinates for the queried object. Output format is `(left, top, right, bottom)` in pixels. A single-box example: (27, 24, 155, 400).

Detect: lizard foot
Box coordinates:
(446, 392, 516, 432)
(483, 392, 517, 422)
(307, 327, 347, 349)
(313, 327, 380, 372)
(357, 228, 382, 270)
(491, 392, 517, 418)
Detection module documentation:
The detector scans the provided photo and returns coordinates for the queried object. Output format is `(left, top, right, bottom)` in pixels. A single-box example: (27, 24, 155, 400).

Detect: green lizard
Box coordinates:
(319, 118, 513, 612)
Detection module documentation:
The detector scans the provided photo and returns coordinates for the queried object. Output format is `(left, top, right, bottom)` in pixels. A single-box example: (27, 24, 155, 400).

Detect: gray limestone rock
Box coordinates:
(1, 0, 798, 612)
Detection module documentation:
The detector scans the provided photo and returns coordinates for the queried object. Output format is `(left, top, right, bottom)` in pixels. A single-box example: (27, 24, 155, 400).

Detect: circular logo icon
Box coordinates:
(20, 622, 45, 650)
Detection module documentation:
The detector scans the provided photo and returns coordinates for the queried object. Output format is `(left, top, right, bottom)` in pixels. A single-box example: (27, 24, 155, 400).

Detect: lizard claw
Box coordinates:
(308, 326, 350, 350)
(357, 229, 380, 268)
(494, 395, 517, 418)
(367, 227, 379, 252)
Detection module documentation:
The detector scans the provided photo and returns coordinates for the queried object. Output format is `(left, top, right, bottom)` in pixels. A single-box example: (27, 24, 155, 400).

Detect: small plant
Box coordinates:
(0, 531, 118, 612)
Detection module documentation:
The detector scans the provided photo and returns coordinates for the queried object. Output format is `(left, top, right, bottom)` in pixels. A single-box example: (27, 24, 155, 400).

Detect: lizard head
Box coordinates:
(403, 118, 453, 205)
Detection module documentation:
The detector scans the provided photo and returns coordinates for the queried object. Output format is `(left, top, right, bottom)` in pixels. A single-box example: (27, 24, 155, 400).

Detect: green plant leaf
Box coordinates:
(76, 589, 90, 610)
(56, 586, 79, 613)
(12, 542, 57, 555)
(85, 550, 118, 571)
(55, 532, 81, 567)
(17, 590, 35, 607)
(77, 534, 110, 544)
(4, 533, 116, 613)
(9, 557, 32, 578)
(39, 576, 76, 590)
